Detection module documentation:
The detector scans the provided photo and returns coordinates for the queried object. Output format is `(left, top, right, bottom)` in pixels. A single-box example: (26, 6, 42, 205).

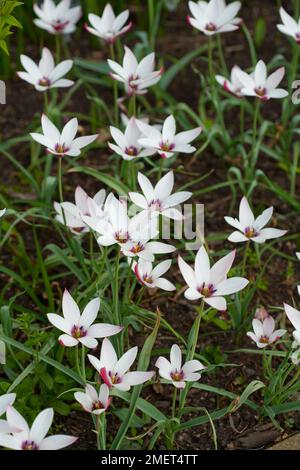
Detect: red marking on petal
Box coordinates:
(100, 367, 112, 388)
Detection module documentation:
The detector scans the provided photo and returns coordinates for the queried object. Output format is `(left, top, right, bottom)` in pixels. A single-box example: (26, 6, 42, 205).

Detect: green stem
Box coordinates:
(109, 43, 119, 125)
(96, 414, 106, 450)
(241, 241, 250, 276)
(81, 345, 86, 382)
(249, 99, 260, 180)
(171, 387, 178, 419)
(217, 34, 227, 75)
(55, 34, 61, 62)
(75, 345, 82, 379)
(148, 0, 155, 49)
(43, 91, 49, 113)
(130, 93, 136, 117)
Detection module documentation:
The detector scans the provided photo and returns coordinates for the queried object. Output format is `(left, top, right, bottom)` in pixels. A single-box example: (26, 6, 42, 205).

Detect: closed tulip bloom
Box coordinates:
(109, 117, 156, 161)
(188, 0, 242, 35)
(225, 196, 287, 244)
(216, 65, 245, 97)
(277, 7, 300, 44)
(30, 115, 98, 157)
(247, 317, 286, 349)
(0, 407, 77, 450)
(85, 4, 132, 43)
(54, 186, 106, 234)
(33, 0, 82, 35)
(108, 46, 162, 96)
(137, 115, 202, 159)
(129, 171, 192, 220)
(178, 247, 248, 311)
(0, 394, 16, 434)
(47, 289, 122, 348)
(235, 60, 288, 100)
(88, 338, 154, 391)
(133, 259, 176, 291)
(17, 48, 73, 92)
(284, 303, 300, 342)
(74, 384, 110, 415)
(155, 344, 205, 388)
(0, 209, 6, 218)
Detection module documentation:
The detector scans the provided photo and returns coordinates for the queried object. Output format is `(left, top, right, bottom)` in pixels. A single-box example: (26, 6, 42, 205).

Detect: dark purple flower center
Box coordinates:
(109, 371, 121, 384)
(22, 440, 38, 450)
(92, 400, 104, 411)
(259, 335, 270, 344)
(55, 143, 69, 154)
(198, 282, 216, 298)
(71, 325, 87, 339)
(114, 230, 130, 244)
(255, 86, 267, 98)
(244, 226, 257, 238)
(159, 141, 175, 152)
(125, 145, 139, 157)
(170, 370, 184, 382)
(130, 242, 145, 254)
(38, 77, 51, 87)
(205, 22, 217, 31)
(149, 199, 162, 211)
(142, 273, 153, 284)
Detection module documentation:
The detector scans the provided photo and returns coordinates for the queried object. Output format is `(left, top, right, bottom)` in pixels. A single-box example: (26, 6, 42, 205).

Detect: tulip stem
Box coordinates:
(55, 34, 61, 62)
(109, 43, 119, 125)
(57, 157, 67, 227)
(250, 99, 260, 179)
(130, 93, 137, 117)
(113, 249, 122, 355)
(75, 345, 82, 379)
(96, 414, 106, 450)
(81, 345, 86, 382)
(136, 286, 145, 305)
(179, 300, 204, 412)
(216, 34, 227, 75)
(241, 241, 250, 276)
(43, 91, 49, 112)
(171, 387, 178, 419)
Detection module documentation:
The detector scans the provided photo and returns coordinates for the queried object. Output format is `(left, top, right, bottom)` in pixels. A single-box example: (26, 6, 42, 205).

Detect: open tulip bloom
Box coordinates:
(277, 7, 300, 44)
(156, 344, 205, 389)
(0, 393, 16, 434)
(0, 407, 77, 450)
(216, 65, 245, 97)
(109, 117, 156, 161)
(225, 196, 287, 244)
(74, 384, 110, 415)
(284, 303, 300, 342)
(129, 171, 192, 220)
(17, 48, 73, 92)
(88, 338, 154, 391)
(85, 4, 132, 44)
(54, 186, 106, 234)
(108, 46, 162, 96)
(235, 60, 288, 100)
(47, 289, 123, 348)
(178, 247, 248, 310)
(33, 0, 82, 35)
(187, 0, 242, 35)
(247, 317, 286, 349)
(137, 115, 202, 159)
(133, 259, 176, 291)
(30, 115, 98, 157)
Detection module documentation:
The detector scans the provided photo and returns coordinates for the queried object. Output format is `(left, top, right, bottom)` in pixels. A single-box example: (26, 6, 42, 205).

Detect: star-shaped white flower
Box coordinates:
(216, 65, 245, 97)
(178, 246, 248, 311)
(88, 338, 154, 392)
(85, 3, 132, 44)
(133, 259, 176, 291)
(17, 48, 73, 92)
(247, 317, 286, 349)
(188, 0, 242, 36)
(137, 115, 202, 159)
(47, 289, 123, 348)
(277, 7, 300, 44)
(108, 46, 162, 96)
(30, 115, 98, 157)
(129, 170, 192, 220)
(109, 117, 156, 161)
(0, 407, 77, 450)
(235, 60, 288, 100)
(155, 344, 205, 389)
(225, 196, 287, 244)
(54, 186, 106, 234)
(74, 384, 110, 415)
(33, 0, 82, 35)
